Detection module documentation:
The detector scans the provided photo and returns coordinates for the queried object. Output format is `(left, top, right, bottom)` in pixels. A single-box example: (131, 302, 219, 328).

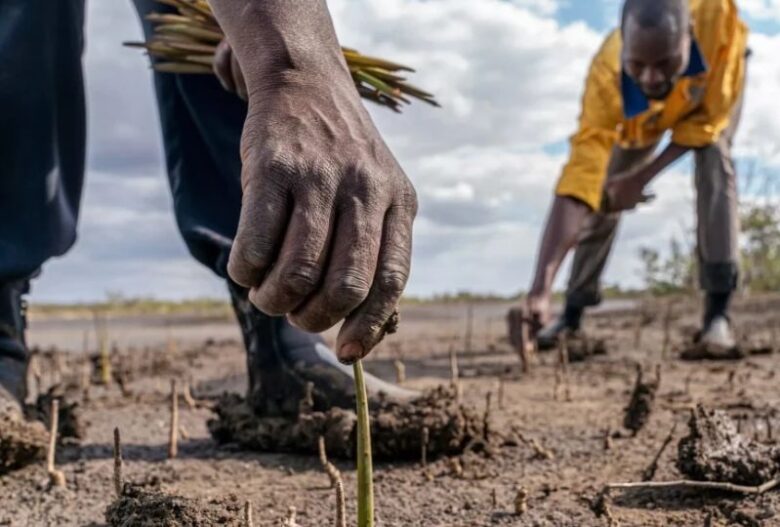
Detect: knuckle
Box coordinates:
(288, 313, 320, 333)
(279, 260, 321, 298)
(377, 268, 407, 295)
(328, 271, 371, 308)
(249, 289, 283, 317)
(228, 247, 267, 285)
(290, 310, 332, 334)
(347, 168, 386, 207)
(267, 155, 298, 180)
(234, 240, 273, 270)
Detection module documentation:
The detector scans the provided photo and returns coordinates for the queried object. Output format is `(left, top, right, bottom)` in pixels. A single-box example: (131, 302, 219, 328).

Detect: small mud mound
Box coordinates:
(25, 387, 85, 441)
(0, 411, 47, 474)
(537, 331, 607, 360)
(208, 386, 483, 461)
(623, 365, 660, 435)
(106, 484, 244, 526)
(677, 405, 780, 486)
(678, 337, 774, 361)
(680, 345, 746, 361)
(567, 334, 607, 363)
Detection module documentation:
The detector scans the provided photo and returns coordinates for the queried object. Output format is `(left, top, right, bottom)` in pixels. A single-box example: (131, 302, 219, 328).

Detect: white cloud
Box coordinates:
(508, 0, 562, 16)
(740, 0, 780, 21)
(735, 33, 780, 166)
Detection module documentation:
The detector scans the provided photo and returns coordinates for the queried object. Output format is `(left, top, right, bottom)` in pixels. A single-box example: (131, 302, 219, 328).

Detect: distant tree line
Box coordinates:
(638, 203, 780, 295)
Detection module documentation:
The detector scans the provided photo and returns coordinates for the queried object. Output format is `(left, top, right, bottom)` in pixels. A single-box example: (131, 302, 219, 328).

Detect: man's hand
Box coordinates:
(603, 143, 690, 213)
(207, 0, 418, 364)
(603, 168, 654, 212)
(227, 72, 417, 365)
(524, 292, 550, 335)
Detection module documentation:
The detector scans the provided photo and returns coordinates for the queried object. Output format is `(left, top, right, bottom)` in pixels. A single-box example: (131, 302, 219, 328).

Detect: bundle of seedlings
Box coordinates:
(125, 0, 439, 112)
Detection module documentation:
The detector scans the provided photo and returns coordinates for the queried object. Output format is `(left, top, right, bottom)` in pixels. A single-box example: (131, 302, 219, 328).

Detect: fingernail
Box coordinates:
(339, 342, 364, 363)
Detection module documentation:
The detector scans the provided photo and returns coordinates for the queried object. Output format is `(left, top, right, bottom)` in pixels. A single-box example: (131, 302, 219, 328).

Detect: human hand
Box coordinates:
(227, 68, 417, 365)
(603, 169, 655, 212)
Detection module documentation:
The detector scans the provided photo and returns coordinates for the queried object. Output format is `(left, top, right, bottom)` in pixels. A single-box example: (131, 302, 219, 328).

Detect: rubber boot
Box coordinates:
(228, 281, 417, 416)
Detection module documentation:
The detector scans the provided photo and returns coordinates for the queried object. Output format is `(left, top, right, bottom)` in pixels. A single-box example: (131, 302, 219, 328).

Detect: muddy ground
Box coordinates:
(3, 295, 780, 526)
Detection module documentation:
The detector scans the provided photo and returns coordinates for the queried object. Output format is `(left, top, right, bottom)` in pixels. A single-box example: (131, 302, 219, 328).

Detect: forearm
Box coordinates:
(208, 0, 346, 93)
(529, 196, 591, 296)
(638, 143, 689, 186)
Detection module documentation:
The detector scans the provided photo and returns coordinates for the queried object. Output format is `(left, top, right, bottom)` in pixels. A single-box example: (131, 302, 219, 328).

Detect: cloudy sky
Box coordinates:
(30, 0, 780, 302)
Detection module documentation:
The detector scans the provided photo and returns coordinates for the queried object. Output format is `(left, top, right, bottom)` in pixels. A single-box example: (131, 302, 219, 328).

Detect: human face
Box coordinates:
(622, 17, 691, 100)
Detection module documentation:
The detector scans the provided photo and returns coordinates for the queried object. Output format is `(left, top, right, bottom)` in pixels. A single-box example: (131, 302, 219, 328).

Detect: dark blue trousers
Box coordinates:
(0, 0, 247, 283)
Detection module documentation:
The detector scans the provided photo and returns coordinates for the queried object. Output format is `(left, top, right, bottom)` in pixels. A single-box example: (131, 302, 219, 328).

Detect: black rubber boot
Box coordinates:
(0, 278, 47, 478)
(0, 279, 30, 408)
(535, 304, 583, 351)
(228, 281, 417, 417)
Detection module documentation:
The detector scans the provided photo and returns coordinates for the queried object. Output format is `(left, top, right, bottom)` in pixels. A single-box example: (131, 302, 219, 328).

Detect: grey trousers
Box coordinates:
(566, 99, 743, 308)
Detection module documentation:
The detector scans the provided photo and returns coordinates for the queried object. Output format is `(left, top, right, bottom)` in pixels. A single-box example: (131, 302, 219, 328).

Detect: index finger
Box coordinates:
(227, 177, 290, 289)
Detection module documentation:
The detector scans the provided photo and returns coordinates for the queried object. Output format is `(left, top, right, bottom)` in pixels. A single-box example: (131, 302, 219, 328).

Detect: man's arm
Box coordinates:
(209, 0, 418, 364)
(526, 196, 591, 322)
(208, 1, 345, 96)
(524, 41, 622, 324)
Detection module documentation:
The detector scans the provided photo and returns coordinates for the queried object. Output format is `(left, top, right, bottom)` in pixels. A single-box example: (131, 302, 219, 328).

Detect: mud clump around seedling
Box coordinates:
(677, 404, 780, 486)
(208, 386, 483, 461)
(106, 483, 245, 527)
(0, 411, 47, 474)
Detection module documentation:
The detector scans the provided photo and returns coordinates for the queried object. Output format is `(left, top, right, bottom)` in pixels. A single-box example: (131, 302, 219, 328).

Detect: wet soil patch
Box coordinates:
(679, 339, 774, 362)
(566, 334, 607, 362)
(208, 386, 483, 461)
(106, 483, 244, 526)
(0, 411, 47, 475)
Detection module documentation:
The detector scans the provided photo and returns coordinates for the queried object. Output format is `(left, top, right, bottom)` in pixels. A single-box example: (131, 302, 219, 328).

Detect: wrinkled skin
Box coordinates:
(208, 1, 417, 363)
(524, 196, 591, 328)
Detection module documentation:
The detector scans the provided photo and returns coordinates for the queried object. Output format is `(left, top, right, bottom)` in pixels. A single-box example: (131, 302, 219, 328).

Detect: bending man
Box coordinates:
(526, 0, 747, 353)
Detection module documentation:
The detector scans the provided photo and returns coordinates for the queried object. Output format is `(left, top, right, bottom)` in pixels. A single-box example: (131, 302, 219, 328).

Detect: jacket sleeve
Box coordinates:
(555, 56, 622, 211)
(672, 1, 748, 147)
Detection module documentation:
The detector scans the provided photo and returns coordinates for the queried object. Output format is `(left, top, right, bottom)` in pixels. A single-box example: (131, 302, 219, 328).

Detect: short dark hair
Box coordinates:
(621, 0, 689, 35)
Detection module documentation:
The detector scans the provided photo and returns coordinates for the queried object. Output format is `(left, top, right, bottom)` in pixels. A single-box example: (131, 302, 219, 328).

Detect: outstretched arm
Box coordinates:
(525, 196, 591, 324)
(209, 0, 418, 364)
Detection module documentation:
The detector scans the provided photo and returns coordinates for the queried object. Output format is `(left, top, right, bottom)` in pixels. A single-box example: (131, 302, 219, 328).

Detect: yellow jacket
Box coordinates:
(555, 0, 748, 211)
